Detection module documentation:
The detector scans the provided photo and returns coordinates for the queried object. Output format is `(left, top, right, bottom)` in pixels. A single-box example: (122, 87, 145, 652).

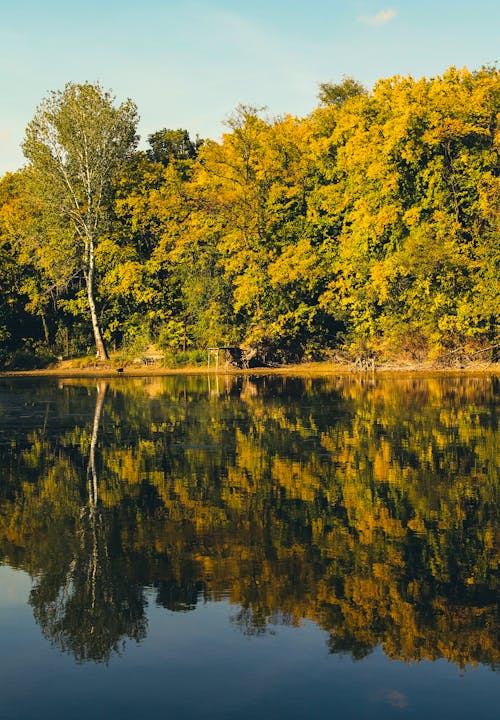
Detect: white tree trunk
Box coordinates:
(85, 237, 109, 360)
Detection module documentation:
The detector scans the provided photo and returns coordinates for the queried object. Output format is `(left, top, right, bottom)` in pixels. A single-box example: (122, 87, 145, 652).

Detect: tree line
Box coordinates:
(0, 66, 499, 368)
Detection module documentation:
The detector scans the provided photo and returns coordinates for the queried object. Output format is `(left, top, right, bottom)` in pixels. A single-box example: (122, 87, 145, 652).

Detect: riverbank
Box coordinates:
(2, 358, 500, 377)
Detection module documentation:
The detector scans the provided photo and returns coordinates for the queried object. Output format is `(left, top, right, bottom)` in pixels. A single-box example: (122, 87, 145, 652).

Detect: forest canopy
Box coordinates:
(0, 67, 499, 368)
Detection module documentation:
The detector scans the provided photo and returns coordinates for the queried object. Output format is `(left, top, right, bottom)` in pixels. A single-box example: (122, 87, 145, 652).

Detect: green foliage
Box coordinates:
(119, 315, 151, 357)
(163, 348, 205, 367)
(1, 67, 499, 364)
(4, 341, 57, 370)
(157, 319, 186, 351)
(318, 76, 367, 107)
(0, 326, 11, 363)
(147, 128, 201, 166)
(21, 82, 139, 359)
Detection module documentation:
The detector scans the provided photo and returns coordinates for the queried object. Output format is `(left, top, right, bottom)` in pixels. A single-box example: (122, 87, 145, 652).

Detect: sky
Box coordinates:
(1, 0, 499, 175)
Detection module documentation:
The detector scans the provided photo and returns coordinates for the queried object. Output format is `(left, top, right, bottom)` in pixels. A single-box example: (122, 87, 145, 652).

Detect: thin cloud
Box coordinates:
(358, 9, 396, 26)
(383, 690, 408, 709)
(372, 688, 409, 709)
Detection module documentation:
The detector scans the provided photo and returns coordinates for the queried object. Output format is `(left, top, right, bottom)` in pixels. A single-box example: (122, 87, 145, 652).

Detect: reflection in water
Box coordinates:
(28, 381, 146, 662)
(0, 374, 499, 667)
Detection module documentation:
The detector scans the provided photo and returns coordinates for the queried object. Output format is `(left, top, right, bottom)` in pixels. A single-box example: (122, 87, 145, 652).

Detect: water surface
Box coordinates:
(0, 374, 499, 718)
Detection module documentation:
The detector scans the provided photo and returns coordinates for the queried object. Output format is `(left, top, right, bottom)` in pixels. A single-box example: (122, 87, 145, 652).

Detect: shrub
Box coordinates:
(163, 349, 206, 367)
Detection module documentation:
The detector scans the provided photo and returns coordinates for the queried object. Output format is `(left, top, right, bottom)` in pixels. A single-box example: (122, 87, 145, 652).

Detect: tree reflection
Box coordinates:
(0, 374, 499, 667)
(28, 382, 147, 663)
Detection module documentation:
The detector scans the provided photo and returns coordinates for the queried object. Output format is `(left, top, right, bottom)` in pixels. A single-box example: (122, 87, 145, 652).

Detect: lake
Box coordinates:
(0, 374, 499, 719)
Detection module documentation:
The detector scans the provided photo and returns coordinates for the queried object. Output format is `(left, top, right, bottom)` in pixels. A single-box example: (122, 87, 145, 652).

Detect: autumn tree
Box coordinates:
(313, 67, 500, 360)
(22, 82, 139, 359)
(2, 66, 498, 366)
(113, 130, 203, 351)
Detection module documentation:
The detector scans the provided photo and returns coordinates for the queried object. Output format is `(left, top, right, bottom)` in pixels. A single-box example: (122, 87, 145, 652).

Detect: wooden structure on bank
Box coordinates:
(207, 347, 258, 370)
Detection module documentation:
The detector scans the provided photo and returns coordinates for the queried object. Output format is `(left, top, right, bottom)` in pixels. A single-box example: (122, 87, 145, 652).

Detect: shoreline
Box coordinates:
(1, 359, 500, 378)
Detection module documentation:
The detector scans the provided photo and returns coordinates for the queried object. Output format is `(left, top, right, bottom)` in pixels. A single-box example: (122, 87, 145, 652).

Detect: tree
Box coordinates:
(0, 170, 48, 360)
(22, 82, 139, 359)
(147, 128, 201, 166)
(318, 76, 367, 107)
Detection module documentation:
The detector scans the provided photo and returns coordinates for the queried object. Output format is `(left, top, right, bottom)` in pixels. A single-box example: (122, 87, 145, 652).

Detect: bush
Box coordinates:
(163, 349, 206, 367)
(0, 326, 11, 365)
(3, 342, 57, 370)
(157, 320, 186, 351)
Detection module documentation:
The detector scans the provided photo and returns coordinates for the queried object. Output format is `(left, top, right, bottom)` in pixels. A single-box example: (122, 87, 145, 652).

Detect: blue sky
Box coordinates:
(1, 0, 499, 174)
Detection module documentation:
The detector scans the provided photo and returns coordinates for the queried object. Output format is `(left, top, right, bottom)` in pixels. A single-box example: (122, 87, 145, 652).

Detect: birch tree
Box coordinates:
(22, 82, 138, 359)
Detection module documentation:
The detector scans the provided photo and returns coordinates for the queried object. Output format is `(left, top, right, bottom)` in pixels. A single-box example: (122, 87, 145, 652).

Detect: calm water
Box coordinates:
(0, 374, 499, 719)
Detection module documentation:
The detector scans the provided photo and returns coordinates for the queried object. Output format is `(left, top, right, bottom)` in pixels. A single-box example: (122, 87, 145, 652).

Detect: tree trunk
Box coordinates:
(87, 380, 107, 509)
(85, 237, 109, 360)
(86, 381, 107, 615)
(41, 311, 49, 345)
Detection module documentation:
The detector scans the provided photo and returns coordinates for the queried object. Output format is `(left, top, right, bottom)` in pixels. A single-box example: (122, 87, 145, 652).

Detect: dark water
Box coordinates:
(0, 374, 499, 719)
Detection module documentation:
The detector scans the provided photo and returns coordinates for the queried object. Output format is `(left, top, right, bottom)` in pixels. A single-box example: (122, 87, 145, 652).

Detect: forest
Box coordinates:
(0, 66, 499, 369)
